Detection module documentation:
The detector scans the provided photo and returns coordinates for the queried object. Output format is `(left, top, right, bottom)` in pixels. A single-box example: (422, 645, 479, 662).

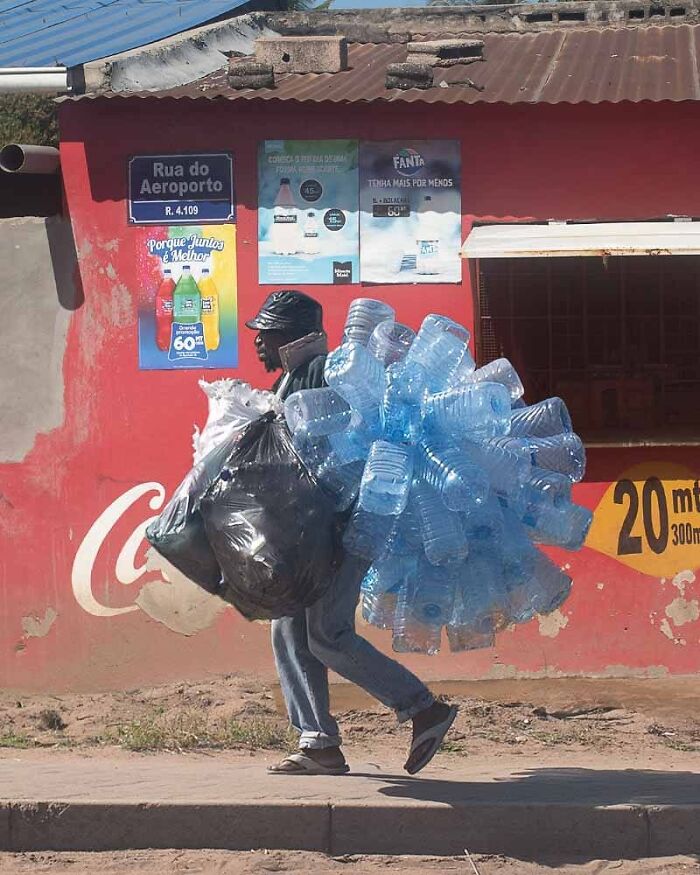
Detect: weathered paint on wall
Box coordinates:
(1, 97, 699, 692)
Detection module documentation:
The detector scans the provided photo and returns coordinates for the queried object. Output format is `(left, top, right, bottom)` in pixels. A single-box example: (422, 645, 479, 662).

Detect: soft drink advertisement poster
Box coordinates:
(359, 140, 462, 284)
(258, 140, 359, 286)
(137, 225, 238, 370)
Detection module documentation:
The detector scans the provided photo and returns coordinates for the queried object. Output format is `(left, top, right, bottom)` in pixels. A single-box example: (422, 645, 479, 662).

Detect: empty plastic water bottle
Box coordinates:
(284, 387, 352, 439)
(460, 439, 532, 497)
(505, 547, 572, 622)
(392, 580, 443, 655)
(453, 552, 508, 633)
(358, 441, 414, 516)
(523, 499, 593, 550)
(342, 298, 395, 346)
(462, 496, 505, 551)
(413, 481, 469, 566)
(460, 358, 524, 402)
(497, 434, 586, 483)
(509, 397, 572, 438)
(446, 620, 496, 653)
(343, 504, 396, 560)
(406, 314, 475, 392)
(396, 500, 423, 551)
(423, 382, 511, 441)
(362, 584, 399, 629)
(408, 561, 456, 627)
(381, 360, 426, 444)
(416, 441, 489, 512)
(291, 432, 331, 475)
(368, 320, 416, 367)
(328, 427, 371, 466)
(324, 341, 386, 436)
(371, 553, 418, 593)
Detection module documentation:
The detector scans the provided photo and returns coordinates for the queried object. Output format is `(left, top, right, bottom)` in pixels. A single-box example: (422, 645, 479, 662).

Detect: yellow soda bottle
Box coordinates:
(199, 268, 220, 351)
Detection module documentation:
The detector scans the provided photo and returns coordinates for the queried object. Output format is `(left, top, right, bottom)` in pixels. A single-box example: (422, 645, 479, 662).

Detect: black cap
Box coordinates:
(245, 290, 323, 335)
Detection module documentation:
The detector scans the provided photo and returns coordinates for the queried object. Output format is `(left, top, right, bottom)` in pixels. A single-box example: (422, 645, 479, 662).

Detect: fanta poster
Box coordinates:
(137, 225, 238, 370)
(258, 140, 359, 285)
(359, 140, 462, 284)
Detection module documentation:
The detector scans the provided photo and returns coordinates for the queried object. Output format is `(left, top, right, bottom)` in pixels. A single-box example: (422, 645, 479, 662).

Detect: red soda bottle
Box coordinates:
(155, 269, 175, 351)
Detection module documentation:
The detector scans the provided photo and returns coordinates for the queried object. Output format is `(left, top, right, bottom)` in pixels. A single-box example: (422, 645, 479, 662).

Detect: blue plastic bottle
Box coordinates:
(284, 387, 352, 438)
(406, 314, 475, 392)
(392, 579, 443, 655)
(361, 568, 399, 629)
(423, 381, 512, 441)
(328, 427, 371, 466)
(496, 434, 586, 483)
(358, 440, 414, 516)
(368, 320, 416, 367)
(461, 358, 524, 402)
(509, 397, 573, 438)
(413, 480, 469, 566)
(343, 504, 396, 560)
(505, 546, 572, 622)
(453, 552, 508, 633)
(343, 298, 395, 346)
(460, 439, 532, 497)
(416, 441, 489, 512)
(324, 341, 386, 437)
(381, 360, 426, 444)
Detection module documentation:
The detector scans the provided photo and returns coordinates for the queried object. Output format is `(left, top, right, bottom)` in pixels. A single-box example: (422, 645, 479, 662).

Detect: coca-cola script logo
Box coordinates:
(71, 482, 166, 617)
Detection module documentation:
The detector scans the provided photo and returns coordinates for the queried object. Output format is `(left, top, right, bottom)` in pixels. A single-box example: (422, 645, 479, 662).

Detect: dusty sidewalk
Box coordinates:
(1, 675, 698, 861)
(0, 850, 698, 874)
(1, 746, 699, 858)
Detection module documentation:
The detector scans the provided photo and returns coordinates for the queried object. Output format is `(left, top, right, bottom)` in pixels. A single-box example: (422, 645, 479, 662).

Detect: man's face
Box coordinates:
(254, 329, 289, 372)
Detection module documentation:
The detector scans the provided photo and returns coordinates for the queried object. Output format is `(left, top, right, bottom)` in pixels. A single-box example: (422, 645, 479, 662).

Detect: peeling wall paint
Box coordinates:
(665, 597, 700, 628)
(136, 550, 228, 636)
(0, 218, 78, 463)
(537, 610, 570, 638)
(21, 607, 58, 638)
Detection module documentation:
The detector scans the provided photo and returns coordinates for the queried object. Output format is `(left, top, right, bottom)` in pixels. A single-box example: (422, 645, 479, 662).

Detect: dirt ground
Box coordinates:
(2, 674, 699, 761)
(0, 850, 698, 874)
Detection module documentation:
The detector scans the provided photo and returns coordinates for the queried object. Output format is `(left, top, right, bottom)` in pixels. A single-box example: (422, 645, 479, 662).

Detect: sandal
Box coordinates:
(404, 704, 458, 776)
(267, 752, 350, 776)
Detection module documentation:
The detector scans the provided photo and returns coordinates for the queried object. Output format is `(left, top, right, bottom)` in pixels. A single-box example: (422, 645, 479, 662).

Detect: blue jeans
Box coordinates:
(271, 554, 435, 750)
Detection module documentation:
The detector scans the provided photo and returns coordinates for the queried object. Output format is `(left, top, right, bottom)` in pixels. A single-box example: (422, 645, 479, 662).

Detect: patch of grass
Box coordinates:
(662, 737, 699, 753)
(0, 731, 34, 749)
(106, 711, 295, 753)
(222, 717, 296, 752)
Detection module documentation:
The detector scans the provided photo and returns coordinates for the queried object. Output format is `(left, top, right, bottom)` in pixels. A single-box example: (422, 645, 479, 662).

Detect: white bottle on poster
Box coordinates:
(271, 177, 300, 255)
(303, 211, 321, 255)
(415, 195, 441, 275)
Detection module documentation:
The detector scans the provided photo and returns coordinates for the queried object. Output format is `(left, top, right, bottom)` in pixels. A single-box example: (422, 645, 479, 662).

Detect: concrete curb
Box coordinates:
(1, 800, 699, 858)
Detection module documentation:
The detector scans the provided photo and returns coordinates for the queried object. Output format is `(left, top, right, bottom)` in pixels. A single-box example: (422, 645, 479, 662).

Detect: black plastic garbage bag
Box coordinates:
(145, 432, 242, 592)
(200, 412, 343, 620)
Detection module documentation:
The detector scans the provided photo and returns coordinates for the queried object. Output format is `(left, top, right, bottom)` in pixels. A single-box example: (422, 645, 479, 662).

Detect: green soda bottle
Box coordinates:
(173, 265, 201, 324)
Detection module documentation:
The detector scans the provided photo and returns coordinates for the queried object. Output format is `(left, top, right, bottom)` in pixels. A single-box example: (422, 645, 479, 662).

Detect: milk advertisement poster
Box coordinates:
(258, 140, 359, 285)
(359, 141, 462, 284)
(136, 225, 238, 370)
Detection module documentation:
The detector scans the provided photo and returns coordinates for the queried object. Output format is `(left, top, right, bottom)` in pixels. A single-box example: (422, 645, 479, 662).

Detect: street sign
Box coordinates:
(128, 153, 235, 225)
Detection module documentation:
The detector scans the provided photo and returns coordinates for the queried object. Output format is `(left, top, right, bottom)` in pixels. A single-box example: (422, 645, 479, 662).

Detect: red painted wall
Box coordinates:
(2, 97, 699, 692)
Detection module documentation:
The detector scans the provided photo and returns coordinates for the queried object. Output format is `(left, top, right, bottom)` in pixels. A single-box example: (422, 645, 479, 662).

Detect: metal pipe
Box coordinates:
(0, 144, 60, 174)
(0, 67, 69, 94)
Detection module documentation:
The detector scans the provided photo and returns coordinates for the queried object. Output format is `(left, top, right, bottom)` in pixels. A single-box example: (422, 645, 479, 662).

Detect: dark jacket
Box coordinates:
(272, 332, 328, 401)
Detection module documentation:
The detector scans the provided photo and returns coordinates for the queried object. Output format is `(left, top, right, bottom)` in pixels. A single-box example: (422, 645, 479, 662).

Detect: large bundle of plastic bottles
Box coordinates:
(284, 299, 593, 655)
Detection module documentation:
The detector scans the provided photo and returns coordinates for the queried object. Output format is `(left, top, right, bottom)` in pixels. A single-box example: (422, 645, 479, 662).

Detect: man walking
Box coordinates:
(246, 290, 457, 776)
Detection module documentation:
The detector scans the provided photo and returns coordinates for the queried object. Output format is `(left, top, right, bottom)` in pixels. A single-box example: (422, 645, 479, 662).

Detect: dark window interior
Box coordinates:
(476, 255, 700, 445)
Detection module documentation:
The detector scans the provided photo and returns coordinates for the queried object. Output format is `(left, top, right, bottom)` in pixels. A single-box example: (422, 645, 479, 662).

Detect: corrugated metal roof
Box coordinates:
(0, 0, 255, 68)
(90, 23, 700, 105)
